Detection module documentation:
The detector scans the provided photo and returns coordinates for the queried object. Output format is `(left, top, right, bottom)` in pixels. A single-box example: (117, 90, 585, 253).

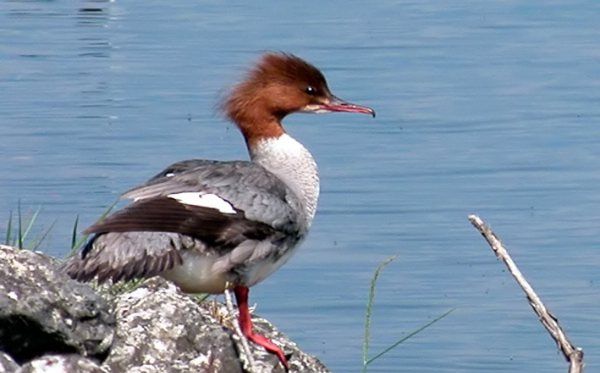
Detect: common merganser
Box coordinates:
(64, 52, 375, 370)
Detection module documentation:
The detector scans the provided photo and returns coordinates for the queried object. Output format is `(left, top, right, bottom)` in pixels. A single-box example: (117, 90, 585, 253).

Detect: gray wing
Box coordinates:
(122, 160, 302, 232)
(64, 160, 302, 284)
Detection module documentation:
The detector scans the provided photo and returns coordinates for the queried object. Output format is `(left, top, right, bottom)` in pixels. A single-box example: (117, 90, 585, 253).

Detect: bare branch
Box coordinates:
(468, 214, 584, 373)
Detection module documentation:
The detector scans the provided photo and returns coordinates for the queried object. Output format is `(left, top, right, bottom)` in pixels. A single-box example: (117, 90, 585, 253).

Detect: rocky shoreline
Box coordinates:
(0, 245, 329, 372)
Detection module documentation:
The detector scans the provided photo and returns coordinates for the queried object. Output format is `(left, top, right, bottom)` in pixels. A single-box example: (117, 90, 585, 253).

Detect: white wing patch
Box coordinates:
(167, 192, 236, 214)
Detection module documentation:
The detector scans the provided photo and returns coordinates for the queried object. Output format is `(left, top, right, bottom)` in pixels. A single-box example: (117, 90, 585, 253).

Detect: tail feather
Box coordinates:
(63, 231, 186, 284)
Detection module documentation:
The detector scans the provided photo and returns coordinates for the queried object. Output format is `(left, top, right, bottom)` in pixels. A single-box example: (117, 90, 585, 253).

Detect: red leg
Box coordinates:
(234, 285, 289, 370)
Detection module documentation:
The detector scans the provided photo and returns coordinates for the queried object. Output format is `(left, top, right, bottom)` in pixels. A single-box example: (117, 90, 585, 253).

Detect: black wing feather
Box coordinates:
(83, 196, 278, 254)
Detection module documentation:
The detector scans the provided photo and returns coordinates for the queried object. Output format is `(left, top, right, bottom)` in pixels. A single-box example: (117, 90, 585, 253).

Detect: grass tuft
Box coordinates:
(366, 308, 454, 367)
(362, 256, 396, 372)
(30, 219, 57, 251)
(4, 202, 51, 250)
(361, 256, 454, 372)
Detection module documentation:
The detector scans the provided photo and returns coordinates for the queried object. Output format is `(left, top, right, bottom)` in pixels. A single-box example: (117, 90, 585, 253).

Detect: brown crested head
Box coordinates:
(223, 52, 375, 146)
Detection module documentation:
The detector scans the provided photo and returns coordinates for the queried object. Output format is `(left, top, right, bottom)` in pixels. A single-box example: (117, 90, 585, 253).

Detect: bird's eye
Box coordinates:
(305, 86, 317, 95)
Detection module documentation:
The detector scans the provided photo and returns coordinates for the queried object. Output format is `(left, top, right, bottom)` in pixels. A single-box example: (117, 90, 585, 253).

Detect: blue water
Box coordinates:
(1, 1, 599, 372)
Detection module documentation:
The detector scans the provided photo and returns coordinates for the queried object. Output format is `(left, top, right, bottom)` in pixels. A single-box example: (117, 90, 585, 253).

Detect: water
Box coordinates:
(1, 1, 599, 372)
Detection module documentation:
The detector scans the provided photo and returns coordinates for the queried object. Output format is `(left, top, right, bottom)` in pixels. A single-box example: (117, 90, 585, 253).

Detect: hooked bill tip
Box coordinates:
(308, 99, 376, 117)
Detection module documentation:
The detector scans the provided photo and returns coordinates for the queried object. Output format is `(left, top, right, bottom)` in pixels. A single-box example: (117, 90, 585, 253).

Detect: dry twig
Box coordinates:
(468, 214, 584, 373)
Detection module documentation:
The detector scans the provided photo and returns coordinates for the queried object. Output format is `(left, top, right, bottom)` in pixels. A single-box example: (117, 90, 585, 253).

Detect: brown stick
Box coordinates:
(468, 214, 584, 373)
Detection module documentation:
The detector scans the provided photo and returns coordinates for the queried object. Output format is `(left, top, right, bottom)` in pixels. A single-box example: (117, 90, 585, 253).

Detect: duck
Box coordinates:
(64, 52, 375, 370)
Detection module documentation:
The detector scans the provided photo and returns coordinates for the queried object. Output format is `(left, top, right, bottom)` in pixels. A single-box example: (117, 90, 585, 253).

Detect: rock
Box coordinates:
(0, 351, 18, 372)
(104, 278, 243, 373)
(0, 245, 329, 372)
(0, 245, 114, 365)
(18, 354, 105, 373)
(248, 314, 330, 373)
(104, 277, 330, 373)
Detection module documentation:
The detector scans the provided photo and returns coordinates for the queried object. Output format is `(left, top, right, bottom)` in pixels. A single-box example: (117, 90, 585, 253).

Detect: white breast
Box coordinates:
(250, 134, 320, 229)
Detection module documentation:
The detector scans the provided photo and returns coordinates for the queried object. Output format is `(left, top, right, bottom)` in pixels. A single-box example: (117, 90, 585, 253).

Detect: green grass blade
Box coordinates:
(362, 255, 396, 373)
(17, 201, 23, 249)
(71, 214, 79, 250)
(70, 199, 118, 255)
(192, 293, 210, 303)
(5, 210, 13, 245)
(30, 219, 57, 251)
(366, 308, 455, 366)
(22, 206, 42, 244)
(99, 199, 119, 220)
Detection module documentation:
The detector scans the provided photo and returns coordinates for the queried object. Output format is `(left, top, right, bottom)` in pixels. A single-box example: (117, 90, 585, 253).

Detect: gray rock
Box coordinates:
(103, 278, 242, 373)
(0, 351, 18, 373)
(17, 354, 105, 373)
(103, 277, 329, 372)
(249, 314, 330, 373)
(0, 245, 329, 372)
(0, 245, 114, 365)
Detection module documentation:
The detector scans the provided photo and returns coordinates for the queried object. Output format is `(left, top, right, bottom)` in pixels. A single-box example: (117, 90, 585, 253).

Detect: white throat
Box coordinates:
(250, 134, 320, 227)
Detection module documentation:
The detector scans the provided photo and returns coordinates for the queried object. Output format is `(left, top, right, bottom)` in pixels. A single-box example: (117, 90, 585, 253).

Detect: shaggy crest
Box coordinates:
(223, 53, 331, 125)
